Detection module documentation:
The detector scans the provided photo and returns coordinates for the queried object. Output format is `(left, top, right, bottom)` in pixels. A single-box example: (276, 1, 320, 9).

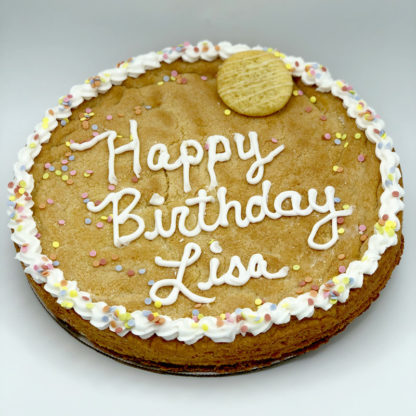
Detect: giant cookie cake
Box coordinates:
(8, 41, 404, 375)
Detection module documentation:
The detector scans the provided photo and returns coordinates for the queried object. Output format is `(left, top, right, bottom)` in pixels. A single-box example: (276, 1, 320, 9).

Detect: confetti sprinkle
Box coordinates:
(310, 96, 317, 103)
(58, 220, 65, 226)
(144, 298, 152, 305)
(89, 250, 97, 257)
(154, 301, 162, 308)
(115, 265, 123, 272)
(293, 264, 300, 271)
(254, 298, 262, 306)
(338, 265, 346, 273)
(127, 269, 135, 277)
(322, 133, 331, 140)
(138, 268, 146, 274)
(52, 241, 60, 248)
(357, 154, 366, 162)
(96, 222, 104, 229)
(84, 218, 92, 225)
(338, 228, 345, 234)
(358, 224, 367, 232)
(224, 109, 231, 116)
(106, 115, 113, 120)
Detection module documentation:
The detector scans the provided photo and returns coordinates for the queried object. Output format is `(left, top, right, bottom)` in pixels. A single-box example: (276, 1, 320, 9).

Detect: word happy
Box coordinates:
(72, 120, 354, 305)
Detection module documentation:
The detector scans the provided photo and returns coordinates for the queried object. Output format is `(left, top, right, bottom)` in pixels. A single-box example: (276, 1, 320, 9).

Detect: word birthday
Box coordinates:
(70, 120, 354, 305)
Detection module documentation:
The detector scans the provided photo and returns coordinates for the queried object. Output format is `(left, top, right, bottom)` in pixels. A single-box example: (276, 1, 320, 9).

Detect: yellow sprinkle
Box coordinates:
(153, 312, 159, 317)
(154, 301, 162, 308)
(61, 175, 68, 181)
(333, 277, 340, 284)
(342, 277, 350, 284)
(292, 264, 300, 271)
(61, 301, 74, 309)
(18, 188, 25, 195)
(29, 142, 37, 149)
(335, 132, 342, 139)
(285, 63, 292, 70)
(197, 313, 204, 319)
(42, 117, 49, 129)
(342, 204, 350, 210)
(9, 196, 16, 201)
(69, 290, 78, 298)
(157, 81, 164, 86)
(354, 133, 361, 139)
(362, 255, 368, 261)
(19, 181, 26, 188)
(388, 173, 394, 181)
(333, 165, 339, 172)
(341, 134, 347, 140)
(254, 298, 262, 306)
(330, 299, 337, 304)
(17, 225, 23, 232)
(220, 313, 226, 320)
(65, 141, 71, 147)
(201, 324, 209, 331)
(293, 90, 298, 96)
(191, 322, 198, 328)
(281, 302, 289, 309)
(84, 173, 90, 178)
(86, 302, 94, 310)
(100, 216, 108, 220)
(337, 285, 345, 293)
(52, 241, 60, 248)
(344, 142, 349, 148)
(385, 220, 396, 228)
(310, 96, 317, 103)
(338, 228, 345, 234)
(55, 170, 62, 176)
(224, 109, 231, 116)
(42, 173, 49, 180)
(170, 76, 176, 81)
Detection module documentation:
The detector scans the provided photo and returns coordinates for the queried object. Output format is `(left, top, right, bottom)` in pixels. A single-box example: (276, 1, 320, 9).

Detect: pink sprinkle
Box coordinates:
(271, 138, 278, 143)
(44, 162, 51, 169)
(86, 169, 93, 174)
(171, 70, 178, 77)
(70, 170, 76, 176)
(47, 199, 54, 205)
(183, 41, 190, 47)
(106, 115, 113, 120)
(108, 184, 115, 191)
(81, 192, 88, 198)
(85, 108, 92, 114)
(392, 191, 400, 197)
(320, 115, 327, 121)
(298, 90, 304, 96)
(204, 143, 209, 151)
(192, 316, 198, 322)
(35, 232, 41, 239)
(241, 325, 248, 334)
(58, 220, 65, 225)
(70, 139, 75, 143)
(181, 77, 188, 84)
(21, 246, 28, 253)
(131, 176, 138, 183)
(107, 216, 113, 223)
(201, 75, 207, 81)
(264, 313, 271, 322)
(89, 250, 97, 257)
(337, 217, 344, 224)
(61, 159, 68, 165)
(358, 224, 367, 232)
(338, 265, 346, 273)
(323, 133, 331, 140)
(92, 132, 99, 137)
(357, 154, 365, 162)
(382, 214, 389, 221)
(307, 298, 314, 306)
(96, 222, 104, 229)
(305, 106, 312, 113)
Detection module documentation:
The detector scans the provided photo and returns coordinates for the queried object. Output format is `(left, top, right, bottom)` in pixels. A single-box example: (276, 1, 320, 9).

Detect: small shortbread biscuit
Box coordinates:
(217, 50, 293, 116)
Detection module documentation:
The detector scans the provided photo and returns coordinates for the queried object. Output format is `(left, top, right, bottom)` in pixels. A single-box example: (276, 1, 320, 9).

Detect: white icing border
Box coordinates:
(7, 41, 404, 345)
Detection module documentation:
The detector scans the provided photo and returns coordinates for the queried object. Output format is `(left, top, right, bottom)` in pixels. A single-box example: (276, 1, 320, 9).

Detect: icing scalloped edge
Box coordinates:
(7, 40, 404, 345)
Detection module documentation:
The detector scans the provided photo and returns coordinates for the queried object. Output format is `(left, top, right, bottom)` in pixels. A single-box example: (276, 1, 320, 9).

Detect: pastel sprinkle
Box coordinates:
(52, 241, 60, 248)
(323, 133, 331, 140)
(106, 115, 113, 120)
(293, 264, 300, 271)
(115, 265, 123, 272)
(89, 250, 97, 257)
(96, 222, 104, 228)
(201, 75, 207, 81)
(84, 218, 92, 225)
(154, 301, 162, 308)
(357, 154, 366, 162)
(58, 220, 65, 225)
(354, 133, 361, 139)
(359, 224, 367, 232)
(144, 298, 152, 305)
(310, 96, 317, 103)
(254, 298, 262, 306)
(108, 184, 115, 191)
(338, 228, 345, 234)
(138, 268, 146, 274)
(224, 109, 231, 116)
(338, 265, 346, 273)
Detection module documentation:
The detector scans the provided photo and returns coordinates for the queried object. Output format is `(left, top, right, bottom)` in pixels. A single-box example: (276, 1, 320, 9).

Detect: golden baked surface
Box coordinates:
(31, 59, 382, 320)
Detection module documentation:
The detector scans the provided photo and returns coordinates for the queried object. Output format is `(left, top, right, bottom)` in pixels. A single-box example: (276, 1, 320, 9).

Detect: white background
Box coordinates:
(1, 1, 415, 414)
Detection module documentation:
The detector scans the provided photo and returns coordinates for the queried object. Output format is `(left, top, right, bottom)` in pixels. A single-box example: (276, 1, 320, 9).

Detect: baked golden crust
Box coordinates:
(12, 55, 404, 375)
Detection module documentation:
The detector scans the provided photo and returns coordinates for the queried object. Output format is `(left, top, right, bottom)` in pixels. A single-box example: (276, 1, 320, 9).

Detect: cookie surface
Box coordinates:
(217, 50, 293, 116)
(8, 41, 404, 375)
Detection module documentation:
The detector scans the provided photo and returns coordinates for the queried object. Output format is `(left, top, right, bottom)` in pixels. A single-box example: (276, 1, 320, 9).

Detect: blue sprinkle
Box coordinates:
(270, 303, 277, 311)
(390, 166, 396, 173)
(377, 142, 383, 149)
(102, 316, 109, 322)
(7, 201, 15, 207)
(148, 280, 154, 286)
(68, 155, 75, 161)
(349, 278, 355, 286)
(144, 297, 152, 305)
(144, 105, 152, 110)
(334, 139, 341, 145)
(52, 260, 60, 267)
(385, 143, 392, 150)
(235, 308, 242, 315)
(83, 198, 89, 204)
(9, 212, 15, 218)
(315, 73, 321, 79)
(115, 265, 123, 272)
(48, 166, 55, 172)
(60, 120, 67, 126)
(192, 309, 199, 316)
(92, 124, 98, 131)
(61, 165, 68, 172)
(127, 319, 135, 327)
(175, 46, 182, 52)
(109, 306, 117, 312)
(138, 268, 146, 275)
(385, 180, 393, 187)
(20, 165, 26, 171)
(59, 290, 67, 296)
(163, 75, 170, 82)
(84, 218, 92, 225)
(334, 197, 341, 203)
(142, 310, 151, 317)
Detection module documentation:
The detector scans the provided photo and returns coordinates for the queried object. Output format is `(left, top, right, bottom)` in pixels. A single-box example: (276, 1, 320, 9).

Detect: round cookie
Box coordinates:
(217, 50, 293, 116)
(7, 41, 404, 375)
